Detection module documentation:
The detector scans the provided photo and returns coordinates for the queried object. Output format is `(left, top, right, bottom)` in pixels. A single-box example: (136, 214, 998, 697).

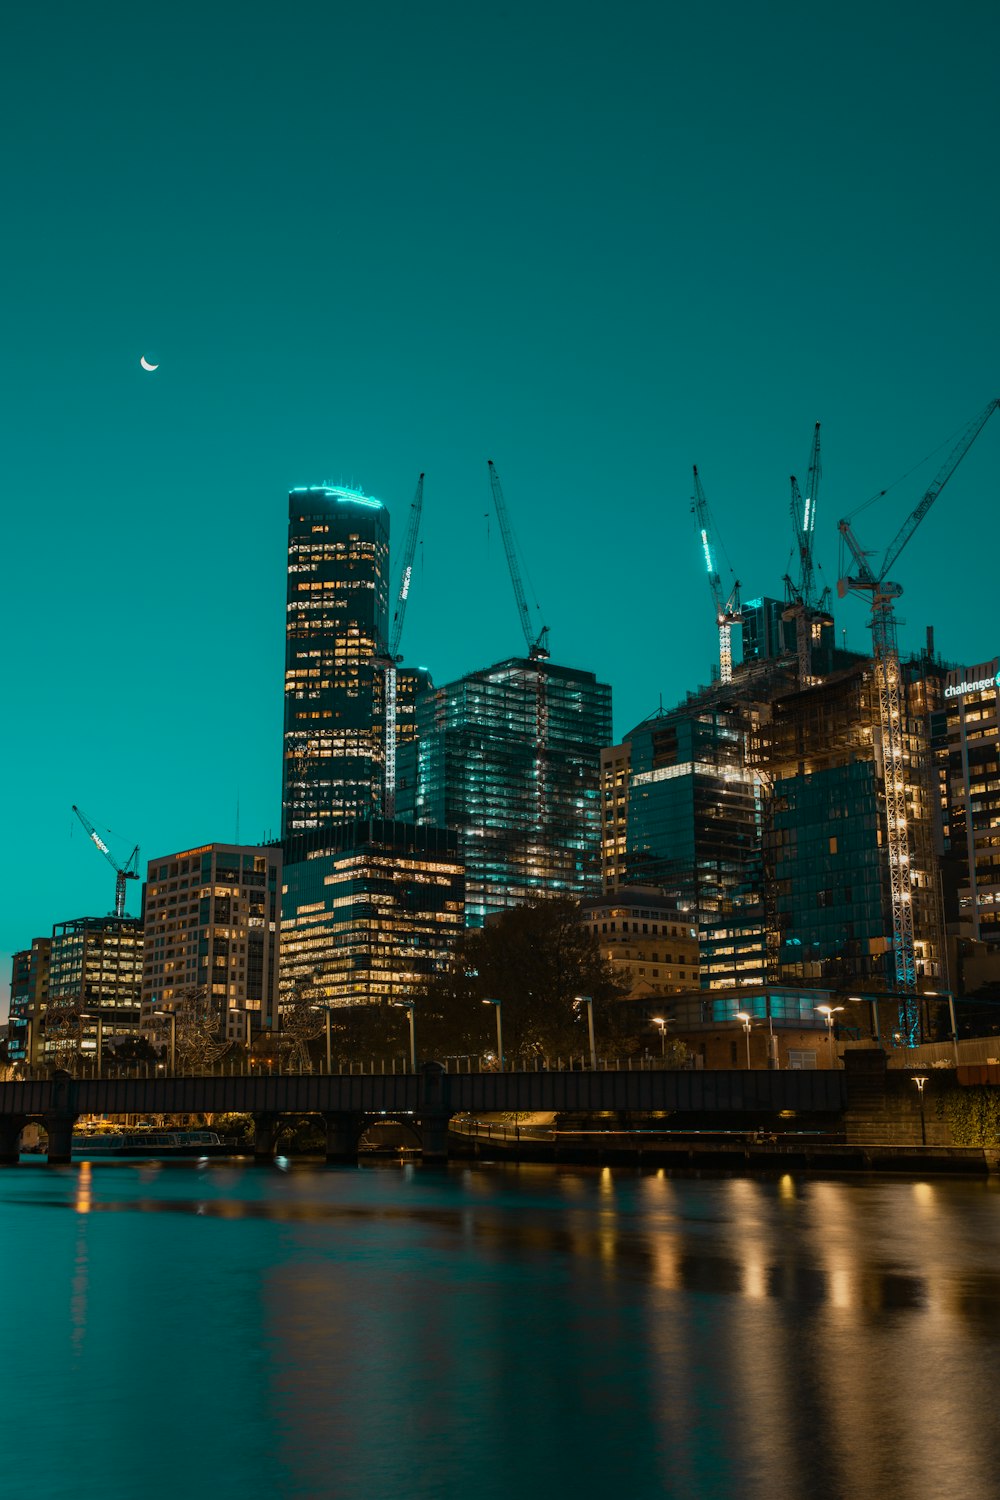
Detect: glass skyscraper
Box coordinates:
(282, 485, 390, 839)
(399, 657, 612, 925)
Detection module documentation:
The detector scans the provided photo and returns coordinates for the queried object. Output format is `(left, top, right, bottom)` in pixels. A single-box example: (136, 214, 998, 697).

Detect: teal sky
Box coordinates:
(2, 0, 999, 1010)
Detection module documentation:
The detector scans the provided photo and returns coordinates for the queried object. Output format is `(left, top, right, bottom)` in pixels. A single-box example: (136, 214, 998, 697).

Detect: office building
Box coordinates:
(624, 695, 767, 989)
(282, 485, 390, 839)
(140, 843, 282, 1037)
(7, 937, 50, 1065)
(934, 657, 1000, 961)
(580, 888, 699, 996)
(43, 916, 144, 1063)
(399, 656, 612, 925)
(280, 820, 465, 1005)
(600, 742, 632, 891)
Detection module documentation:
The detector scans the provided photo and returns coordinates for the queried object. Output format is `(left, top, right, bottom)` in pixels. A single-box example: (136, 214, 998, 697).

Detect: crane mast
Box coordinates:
(838, 398, 1000, 1022)
(784, 423, 823, 683)
(487, 461, 549, 660)
(72, 804, 140, 918)
(692, 465, 740, 684)
(382, 474, 425, 819)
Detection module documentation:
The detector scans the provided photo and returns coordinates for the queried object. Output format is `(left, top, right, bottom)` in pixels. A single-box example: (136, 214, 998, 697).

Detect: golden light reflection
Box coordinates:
(779, 1173, 795, 1201)
(742, 1250, 767, 1300)
(74, 1160, 92, 1216)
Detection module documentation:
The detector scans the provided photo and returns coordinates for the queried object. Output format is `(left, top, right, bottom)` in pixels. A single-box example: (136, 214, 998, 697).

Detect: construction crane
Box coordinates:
(72, 804, 140, 918)
(381, 473, 424, 819)
(691, 465, 741, 684)
(487, 460, 549, 659)
(784, 422, 830, 683)
(838, 397, 1000, 1016)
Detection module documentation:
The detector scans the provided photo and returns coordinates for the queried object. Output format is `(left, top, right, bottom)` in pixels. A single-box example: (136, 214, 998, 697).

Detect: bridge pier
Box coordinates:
(324, 1113, 360, 1165)
(418, 1115, 451, 1163)
(44, 1112, 78, 1165)
(0, 1115, 26, 1164)
(252, 1112, 278, 1163)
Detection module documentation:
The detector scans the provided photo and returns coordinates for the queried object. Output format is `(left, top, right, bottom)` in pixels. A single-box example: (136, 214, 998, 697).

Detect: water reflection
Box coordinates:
(1, 1163, 999, 1500)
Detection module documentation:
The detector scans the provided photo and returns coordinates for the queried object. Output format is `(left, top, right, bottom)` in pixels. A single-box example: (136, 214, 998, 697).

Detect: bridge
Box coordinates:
(0, 1065, 847, 1164)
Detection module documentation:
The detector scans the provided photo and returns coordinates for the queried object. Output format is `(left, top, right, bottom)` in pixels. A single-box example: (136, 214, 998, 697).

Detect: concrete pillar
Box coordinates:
(0, 1117, 26, 1165)
(252, 1112, 278, 1163)
(419, 1115, 451, 1163)
(44, 1113, 77, 1165)
(324, 1113, 359, 1165)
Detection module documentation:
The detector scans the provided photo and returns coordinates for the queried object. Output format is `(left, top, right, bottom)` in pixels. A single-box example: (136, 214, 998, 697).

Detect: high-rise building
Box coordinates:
(7, 937, 50, 1065)
(624, 697, 767, 988)
(140, 843, 282, 1036)
(280, 820, 465, 1005)
(43, 916, 144, 1063)
(934, 657, 1000, 953)
(600, 741, 632, 891)
(282, 485, 390, 839)
(399, 657, 612, 925)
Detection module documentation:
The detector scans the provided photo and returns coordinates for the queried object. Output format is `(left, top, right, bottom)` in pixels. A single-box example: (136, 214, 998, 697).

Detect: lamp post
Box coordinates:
(912, 1075, 929, 1144)
(652, 1016, 667, 1058)
(482, 998, 504, 1072)
(153, 1008, 177, 1075)
(848, 994, 883, 1050)
(736, 1011, 753, 1069)
(394, 1000, 416, 1072)
(79, 1012, 104, 1078)
(925, 991, 960, 1066)
(574, 994, 596, 1070)
(815, 1004, 844, 1067)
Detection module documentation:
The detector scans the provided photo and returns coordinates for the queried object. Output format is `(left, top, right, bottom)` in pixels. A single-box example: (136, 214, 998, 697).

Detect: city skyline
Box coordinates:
(3, 0, 999, 1007)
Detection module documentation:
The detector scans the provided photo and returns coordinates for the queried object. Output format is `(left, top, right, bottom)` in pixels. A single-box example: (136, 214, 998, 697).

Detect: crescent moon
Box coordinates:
(140, 356, 159, 372)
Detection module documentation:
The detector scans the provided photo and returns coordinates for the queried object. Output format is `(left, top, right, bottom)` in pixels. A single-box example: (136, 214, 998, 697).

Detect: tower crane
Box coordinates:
(838, 397, 1000, 1014)
(381, 473, 424, 818)
(691, 465, 741, 684)
(784, 422, 830, 683)
(487, 461, 549, 660)
(72, 804, 140, 918)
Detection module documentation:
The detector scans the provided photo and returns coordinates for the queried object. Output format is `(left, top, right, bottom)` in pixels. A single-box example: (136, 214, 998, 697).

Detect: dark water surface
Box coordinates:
(2, 1160, 999, 1500)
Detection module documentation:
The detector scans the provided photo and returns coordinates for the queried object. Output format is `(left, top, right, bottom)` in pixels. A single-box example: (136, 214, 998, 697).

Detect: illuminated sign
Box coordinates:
(400, 564, 412, 602)
(945, 671, 1000, 699)
(700, 529, 714, 575)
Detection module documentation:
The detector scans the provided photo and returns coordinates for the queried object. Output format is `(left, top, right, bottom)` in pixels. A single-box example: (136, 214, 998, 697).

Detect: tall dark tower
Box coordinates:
(282, 485, 390, 839)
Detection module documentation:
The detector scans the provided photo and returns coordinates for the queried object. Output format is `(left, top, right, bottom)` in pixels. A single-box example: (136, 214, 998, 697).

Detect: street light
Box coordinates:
(79, 1012, 104, 1078)
(574, 994, 596, 1070)
(912, 1075, 929, 1144)
(652, 1016, 667, 1058)
(736, 1012, 753, 1069)
(815, 1004, 844, 1067)
(924, 991, 960, 1066)
(153, 1008, 177, 1074)
(848, 994, 883, 1050)
(394, 1000, 417, 1072)
(482, 998, 504, 1072)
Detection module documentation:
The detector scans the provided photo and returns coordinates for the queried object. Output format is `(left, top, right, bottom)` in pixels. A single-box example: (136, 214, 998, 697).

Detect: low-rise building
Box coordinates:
(580, 886, 699, 997)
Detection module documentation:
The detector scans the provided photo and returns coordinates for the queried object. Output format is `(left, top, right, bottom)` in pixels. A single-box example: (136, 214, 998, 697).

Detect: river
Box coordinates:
(2, 1159, 999, 1500)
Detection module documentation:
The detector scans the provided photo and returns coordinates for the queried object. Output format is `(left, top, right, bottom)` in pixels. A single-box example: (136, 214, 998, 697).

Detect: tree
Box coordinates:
(418, 896, 629, 1064)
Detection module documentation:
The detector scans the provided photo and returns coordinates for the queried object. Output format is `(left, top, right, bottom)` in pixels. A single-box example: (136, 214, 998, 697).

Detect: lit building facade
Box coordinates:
(934, 657, 1000, 950)
(280, 820, 465, 1005)
(7, 937, 50, 1065)
(624, 700, 767, 989)
(282, 485, 390, 839)
(600, 741, 632, 891)
(43, 916, 143, 1063)
(140, 843, 282, 1036)
(399, 657, 612, 926)
(580, 887, 699, 996)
